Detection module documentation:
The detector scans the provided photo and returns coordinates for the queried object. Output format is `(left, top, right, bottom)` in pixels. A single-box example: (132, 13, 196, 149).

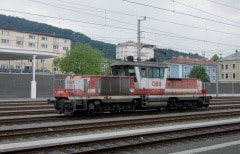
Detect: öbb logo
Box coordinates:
(152, 81, 161, 86)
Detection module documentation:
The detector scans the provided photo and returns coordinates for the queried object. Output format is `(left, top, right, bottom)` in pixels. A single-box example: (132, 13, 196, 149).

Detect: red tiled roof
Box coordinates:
(164, 56, 215, 65)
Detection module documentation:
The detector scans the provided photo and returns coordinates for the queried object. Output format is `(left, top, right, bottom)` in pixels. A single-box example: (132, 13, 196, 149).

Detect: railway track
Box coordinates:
(1, 109, 240, 141)
(1, 118, 240, 153)
(1, 105, 240, 126)
(0, 97, 240, 153)
(0, 100, 54, 116)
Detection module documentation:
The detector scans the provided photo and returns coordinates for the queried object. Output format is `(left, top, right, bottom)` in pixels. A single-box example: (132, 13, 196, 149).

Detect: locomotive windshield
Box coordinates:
(112, 65, 165, 78)
(111, 61, 166, 79)
(150, 67, 165, 78)
(112, 65, 135, 76)
(140, 67, 165, 78)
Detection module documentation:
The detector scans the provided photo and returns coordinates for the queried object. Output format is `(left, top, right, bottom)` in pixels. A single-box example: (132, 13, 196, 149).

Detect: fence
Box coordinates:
(0, 73, 239, 98)
(0, 73, 66, 98)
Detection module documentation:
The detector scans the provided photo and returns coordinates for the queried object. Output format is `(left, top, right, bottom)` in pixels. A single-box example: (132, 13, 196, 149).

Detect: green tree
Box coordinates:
(189, 65, 210, 82)
(211, 54, 222, 61)
(54, 43, 104, 75)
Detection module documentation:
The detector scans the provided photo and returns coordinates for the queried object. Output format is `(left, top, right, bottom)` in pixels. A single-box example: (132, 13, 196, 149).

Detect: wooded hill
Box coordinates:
(0, 14, 201, 61)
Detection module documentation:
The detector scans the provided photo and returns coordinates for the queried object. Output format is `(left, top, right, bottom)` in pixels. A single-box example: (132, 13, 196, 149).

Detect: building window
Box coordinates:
(64, 39, 68, 44)
(184, 66, 187, 72)
(29, 34, 35, 39)
(221, 74, 224, 79)
(2, 30, 9, 35)
(28, 42, 35, 48)
(220, 64, 224, 70)
(41, 59, 47, 64)
(212, 68, 215, 73)
(1, 39, 9, 44)
(233, 73, 236, 79)
(16, 41, 23, 46)
(63, 47, 68, 50)
(41, 36, 48, 41)
(233, 64, 236, 69)
(53, 38, 59, 43)
(53, 45, 59, 50)
(225, 73, 228, 79)
(24, 66, 32, 72)
(41, 44, 47, 48)
(213, 75, 216, 81)
(16, 33, 24, 37)
(1, 64, 7, 69)
(225, 64, 228, 70)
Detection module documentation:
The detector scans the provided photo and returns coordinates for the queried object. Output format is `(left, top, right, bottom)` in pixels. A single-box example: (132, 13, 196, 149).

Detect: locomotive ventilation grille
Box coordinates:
(100, 77, 130, 95)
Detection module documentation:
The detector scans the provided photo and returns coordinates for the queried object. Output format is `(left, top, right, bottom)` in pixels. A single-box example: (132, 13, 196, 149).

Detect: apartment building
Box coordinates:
(116, 41, 154, 61)
(218, 50, 240, 83)
(0, 27, 71, 73)
(164, 56, 216, 83)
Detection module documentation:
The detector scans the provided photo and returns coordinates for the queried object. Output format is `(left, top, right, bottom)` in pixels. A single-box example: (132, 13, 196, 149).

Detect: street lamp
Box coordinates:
(137, 16, 146, 61)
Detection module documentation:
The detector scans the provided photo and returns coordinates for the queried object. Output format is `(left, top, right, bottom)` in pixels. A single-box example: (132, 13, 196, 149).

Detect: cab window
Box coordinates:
(149, 67, 164, 78)
(127, 67, 135, 76)
(140, 67, 147, 77)
(112, 67, 121, 76)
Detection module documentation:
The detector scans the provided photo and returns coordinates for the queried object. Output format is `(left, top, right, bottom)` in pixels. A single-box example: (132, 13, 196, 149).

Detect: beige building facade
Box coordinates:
(218, 51, 240, 83)
(0, 28, 71, 73)
(116, 41, 154, 61)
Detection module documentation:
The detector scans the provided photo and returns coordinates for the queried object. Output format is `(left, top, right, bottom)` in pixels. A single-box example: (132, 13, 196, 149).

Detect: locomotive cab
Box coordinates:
(111, 61, 168, 95)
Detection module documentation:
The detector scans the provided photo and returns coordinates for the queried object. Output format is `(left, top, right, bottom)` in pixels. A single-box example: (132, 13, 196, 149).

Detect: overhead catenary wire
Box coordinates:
(171, 0, 240, 25)
(1, 8, 240, 49)
(1, 0, 240, 58)
(28, 0, 240, 37)
(205, 0, 240, 12)
(122, 0, 240, 28)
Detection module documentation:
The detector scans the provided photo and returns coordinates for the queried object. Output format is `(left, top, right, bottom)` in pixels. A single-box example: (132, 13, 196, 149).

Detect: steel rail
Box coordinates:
(1, 118, 240, 153)
(1, 109, 240, 141)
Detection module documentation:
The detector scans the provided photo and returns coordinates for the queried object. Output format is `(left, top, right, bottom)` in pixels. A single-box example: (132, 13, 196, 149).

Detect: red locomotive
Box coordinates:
(48, 61, 211, 115)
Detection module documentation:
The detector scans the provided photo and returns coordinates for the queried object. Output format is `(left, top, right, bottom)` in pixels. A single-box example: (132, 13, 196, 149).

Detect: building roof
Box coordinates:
(116, 41, 154, 48)
(0, 27, 71, 40)
(164, 56, 215, 66)
(0, 46, 58, 60)
(112, 60, 168, 68)
(220, 51, 240, 61)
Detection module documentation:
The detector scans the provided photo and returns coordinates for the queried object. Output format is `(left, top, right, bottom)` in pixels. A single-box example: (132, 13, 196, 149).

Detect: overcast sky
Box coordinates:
(1, 0, 240, 59)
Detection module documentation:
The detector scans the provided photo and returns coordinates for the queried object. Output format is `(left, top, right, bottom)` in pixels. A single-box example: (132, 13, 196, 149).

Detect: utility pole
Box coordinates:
(216, 62, 219, 97)
(137, 17, 146, 61)
(216, 54, 222, 97)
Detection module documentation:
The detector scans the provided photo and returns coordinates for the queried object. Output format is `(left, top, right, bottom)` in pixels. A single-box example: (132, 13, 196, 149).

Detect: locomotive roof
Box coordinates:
(111, 61, 168, 68)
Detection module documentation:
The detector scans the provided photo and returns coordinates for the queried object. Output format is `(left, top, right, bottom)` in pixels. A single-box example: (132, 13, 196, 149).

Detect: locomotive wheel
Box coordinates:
(87, 102, 95, 115)
(64, 103, 74, 116)
(177, 101, 184, 110)
(168, 98, 178, 110)
(57, 99, 67, 114)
